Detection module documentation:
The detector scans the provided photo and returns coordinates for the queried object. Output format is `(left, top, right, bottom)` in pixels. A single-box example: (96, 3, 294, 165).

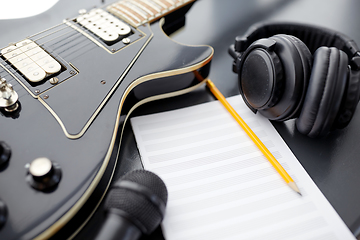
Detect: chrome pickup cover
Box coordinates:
(76, 8, 132, 42)
(1, 40, 61, 83)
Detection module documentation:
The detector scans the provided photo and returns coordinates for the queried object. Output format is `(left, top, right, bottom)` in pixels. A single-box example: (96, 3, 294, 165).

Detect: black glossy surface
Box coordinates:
(1, 0, 360, 239)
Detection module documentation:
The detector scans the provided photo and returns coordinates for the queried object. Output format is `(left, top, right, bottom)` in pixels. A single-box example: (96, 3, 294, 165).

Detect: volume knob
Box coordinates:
(26, 157, 61, 191)
(0, 141, 11, 169)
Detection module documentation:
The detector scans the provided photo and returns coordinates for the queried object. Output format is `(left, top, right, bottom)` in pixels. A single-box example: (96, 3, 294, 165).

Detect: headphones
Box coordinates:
(229, 22, 360, 138)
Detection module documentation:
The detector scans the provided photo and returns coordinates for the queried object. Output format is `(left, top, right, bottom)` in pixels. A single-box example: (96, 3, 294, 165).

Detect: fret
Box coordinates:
(132, 0, 158, 16)
(163, 0, 174, 4)
(110, 7, 138, 26)
(113, 5, 142, 24)
(176, 0, 184, 5)
(138, 0, 162, 13)
(151, 0, 168, 9)
(130, 0, 155, 16)
(122, 1, 151, 18)
(170, 0, 180, 5)
(107, 0, 195, 27)
(118, 2, 148, 21)
(155, 0, 173, 8)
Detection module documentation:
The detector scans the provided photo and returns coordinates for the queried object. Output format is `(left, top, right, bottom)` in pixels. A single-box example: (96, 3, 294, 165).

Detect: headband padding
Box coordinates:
(235, 22, 359, 59)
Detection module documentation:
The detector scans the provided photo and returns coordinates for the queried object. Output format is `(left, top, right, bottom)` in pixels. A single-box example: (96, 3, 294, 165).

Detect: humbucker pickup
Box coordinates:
(1, 39, 62, 83)
(76, 8, 132, 43)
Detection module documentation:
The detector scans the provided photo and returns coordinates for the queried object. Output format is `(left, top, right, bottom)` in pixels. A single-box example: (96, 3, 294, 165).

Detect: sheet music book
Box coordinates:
(130, 95, 355, 240)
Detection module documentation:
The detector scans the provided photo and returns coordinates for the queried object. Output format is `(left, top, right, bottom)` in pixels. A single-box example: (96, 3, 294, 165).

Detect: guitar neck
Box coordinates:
(107, 0, 195, 27)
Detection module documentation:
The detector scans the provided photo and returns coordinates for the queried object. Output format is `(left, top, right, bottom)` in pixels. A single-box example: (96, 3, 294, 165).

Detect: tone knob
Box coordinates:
(0, 199, 7, 230)
(0, 141, 11, 169)
(26, 157, 61, 191)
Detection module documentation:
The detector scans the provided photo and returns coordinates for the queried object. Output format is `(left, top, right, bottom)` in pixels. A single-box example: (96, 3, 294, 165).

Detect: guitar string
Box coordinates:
(0, 0, 182, 76)
(0, 0, 171, 62)
(0, 10, 133, 85)
(14, 39, 95, 99)
(0, 3, 157, 99)
(0, 30, 96, 91)
(0, 39, 95, 92)
(0, 3, 157, 100)
(2, 25, 96, 72)
(0, 32, 100, 100)
(0, 26, 89, 83)
(0, 1, 178, 93)
(1, 11, 118, 63)
(1, 0, 183, 62)
(0, 22, 104, 92)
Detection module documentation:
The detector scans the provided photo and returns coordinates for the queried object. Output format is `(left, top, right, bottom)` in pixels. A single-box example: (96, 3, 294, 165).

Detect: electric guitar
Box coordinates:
(0, 0, 213, 239)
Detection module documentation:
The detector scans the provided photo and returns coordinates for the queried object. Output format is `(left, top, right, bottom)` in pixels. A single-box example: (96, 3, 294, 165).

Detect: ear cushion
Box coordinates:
(296, 47, 348, 137)
(335, 68, 360, 129)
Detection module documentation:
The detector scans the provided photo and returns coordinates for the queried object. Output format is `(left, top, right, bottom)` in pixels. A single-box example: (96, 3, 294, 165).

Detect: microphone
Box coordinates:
(95, 169, 168, 240)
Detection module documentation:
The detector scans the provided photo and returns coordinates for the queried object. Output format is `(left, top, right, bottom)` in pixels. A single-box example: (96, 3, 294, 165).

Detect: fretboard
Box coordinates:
(107, 0, 195, 27)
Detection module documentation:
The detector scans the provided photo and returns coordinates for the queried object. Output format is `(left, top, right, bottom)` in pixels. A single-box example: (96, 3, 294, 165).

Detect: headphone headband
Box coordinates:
(228, 22, 360, 137)
(229, 22, 360, 70)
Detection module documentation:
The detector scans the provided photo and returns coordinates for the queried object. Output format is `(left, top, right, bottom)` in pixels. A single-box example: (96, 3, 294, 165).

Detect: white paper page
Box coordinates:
(130, 95, 355, 240)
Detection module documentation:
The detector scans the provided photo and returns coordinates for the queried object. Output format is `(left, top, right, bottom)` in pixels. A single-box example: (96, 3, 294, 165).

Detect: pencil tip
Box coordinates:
(288, 182, 302, 196)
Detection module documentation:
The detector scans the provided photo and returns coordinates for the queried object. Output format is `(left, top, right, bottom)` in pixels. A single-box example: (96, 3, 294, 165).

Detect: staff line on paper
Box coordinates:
(231, 217, 330, 240)
(179, 211, 326, 240)
(151, 150, 284, 175)
(137, 102, 251, 132)
(147, 138, 276, 163)
(168, 179, 287, 209)
(164, 158, 275, 186)
(170, 201, 318, 234)
(169, 167, 278, 200)
(144, 127, 248, 151)
(141, 116, 261, 142)
(144, 128, 268, 152)
(167, 191, 300, 224)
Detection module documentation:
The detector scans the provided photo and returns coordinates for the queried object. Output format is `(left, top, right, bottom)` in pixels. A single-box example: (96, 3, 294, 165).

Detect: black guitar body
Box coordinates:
(0, 1, 213, 239)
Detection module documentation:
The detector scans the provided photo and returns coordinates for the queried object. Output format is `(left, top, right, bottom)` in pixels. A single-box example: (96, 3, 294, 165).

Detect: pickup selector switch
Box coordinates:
(0, 199, 7, 230)
(26, 157, 61, 191)
(0, 78, 19, 112)
(0, 141, 11, 168)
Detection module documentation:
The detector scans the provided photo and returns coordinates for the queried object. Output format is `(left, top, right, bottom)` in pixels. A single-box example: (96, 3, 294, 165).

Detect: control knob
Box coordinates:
(26, 157, 62, 191)
(0, 141, 11, 169)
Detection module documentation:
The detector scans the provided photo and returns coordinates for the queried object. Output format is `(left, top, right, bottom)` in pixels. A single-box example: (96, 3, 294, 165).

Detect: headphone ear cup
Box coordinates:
(245, 34, 312, 120)
(296, 47, 348, 138)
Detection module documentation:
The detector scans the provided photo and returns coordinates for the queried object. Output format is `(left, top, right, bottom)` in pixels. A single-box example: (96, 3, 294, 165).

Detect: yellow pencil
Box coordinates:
(205, 78, 301, 195)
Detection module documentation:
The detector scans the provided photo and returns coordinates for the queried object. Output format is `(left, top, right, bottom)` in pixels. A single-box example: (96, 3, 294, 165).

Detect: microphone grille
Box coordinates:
(121, 170, 168, 203)
(104, 170, 168, 234)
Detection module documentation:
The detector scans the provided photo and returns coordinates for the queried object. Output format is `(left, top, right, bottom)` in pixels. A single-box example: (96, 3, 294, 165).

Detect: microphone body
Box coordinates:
(94, 210, 141, 240)
(94, 170, 168, 240)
